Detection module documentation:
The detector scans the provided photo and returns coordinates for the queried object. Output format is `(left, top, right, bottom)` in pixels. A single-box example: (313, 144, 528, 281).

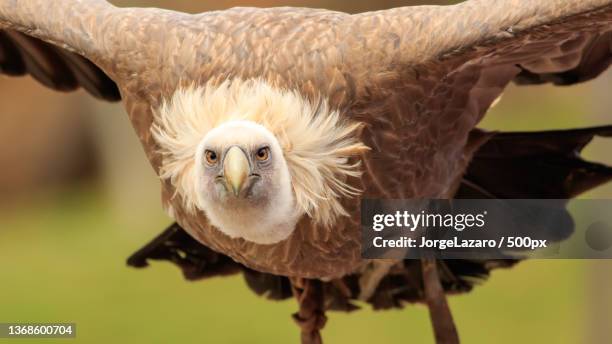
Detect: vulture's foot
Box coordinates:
(422, 258, 460, 344)
(290, 278, 327, 344)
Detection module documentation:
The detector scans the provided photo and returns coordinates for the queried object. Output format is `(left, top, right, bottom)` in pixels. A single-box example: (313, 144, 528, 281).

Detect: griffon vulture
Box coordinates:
(1, 0, 612, 343)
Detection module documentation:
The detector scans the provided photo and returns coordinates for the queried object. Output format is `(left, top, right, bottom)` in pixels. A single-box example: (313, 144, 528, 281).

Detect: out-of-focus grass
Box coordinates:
(0, 187, 587, 344)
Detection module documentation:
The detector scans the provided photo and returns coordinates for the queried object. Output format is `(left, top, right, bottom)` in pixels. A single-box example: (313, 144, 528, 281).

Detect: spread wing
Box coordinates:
(0, 0, 125, 100)
(0, 0, 194, 102)
(0, 29, 120, 100)
(344, 0, 612, 210)
(354, 0, 612, 126)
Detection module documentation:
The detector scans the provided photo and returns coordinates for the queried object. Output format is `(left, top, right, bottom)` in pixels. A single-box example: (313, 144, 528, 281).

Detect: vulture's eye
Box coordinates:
(205, 150, 218, 165)
(255, 147, 270, 161)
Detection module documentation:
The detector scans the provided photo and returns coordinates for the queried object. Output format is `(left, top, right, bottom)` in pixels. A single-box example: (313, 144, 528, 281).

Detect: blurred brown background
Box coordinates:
(0, 1, 610, 344)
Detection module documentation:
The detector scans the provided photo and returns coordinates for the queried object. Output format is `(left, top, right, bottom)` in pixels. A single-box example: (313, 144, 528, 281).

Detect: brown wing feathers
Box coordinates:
(0, 29, 120, 101)
(514, 31, 612, 86)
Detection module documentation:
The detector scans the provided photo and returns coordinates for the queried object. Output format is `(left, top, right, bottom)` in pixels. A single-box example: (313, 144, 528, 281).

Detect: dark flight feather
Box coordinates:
(0, 30, 120, 101)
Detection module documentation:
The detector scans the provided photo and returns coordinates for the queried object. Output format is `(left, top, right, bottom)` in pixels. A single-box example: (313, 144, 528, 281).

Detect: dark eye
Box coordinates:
(255, 147, 270, 161)
(205, 150, 218, 165)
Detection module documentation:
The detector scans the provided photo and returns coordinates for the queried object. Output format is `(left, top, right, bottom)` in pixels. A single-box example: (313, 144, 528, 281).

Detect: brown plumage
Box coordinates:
(1, 0, 612, 343)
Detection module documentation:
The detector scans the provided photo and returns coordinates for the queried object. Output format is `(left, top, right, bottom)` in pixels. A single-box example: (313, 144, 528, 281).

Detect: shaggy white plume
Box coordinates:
(151, 78, 369, 227)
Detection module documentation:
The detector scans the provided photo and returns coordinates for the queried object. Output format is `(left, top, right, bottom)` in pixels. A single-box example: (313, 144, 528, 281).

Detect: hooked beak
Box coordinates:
(223, 146, 250, 197)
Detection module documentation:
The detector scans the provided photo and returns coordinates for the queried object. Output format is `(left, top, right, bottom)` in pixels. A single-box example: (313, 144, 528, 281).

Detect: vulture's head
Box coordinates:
(194, 120, 297, 243)
(152, 78, 369, 244)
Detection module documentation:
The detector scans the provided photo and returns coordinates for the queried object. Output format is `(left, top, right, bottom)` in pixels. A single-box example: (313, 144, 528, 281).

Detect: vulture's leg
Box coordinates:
(358, 259, 397, 300)
(290, 278, 327, 344)
(422, 258, 460, 344)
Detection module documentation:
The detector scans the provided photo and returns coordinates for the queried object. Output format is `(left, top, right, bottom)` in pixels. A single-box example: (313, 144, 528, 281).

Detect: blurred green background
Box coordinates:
(1, 1, 611, 343)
